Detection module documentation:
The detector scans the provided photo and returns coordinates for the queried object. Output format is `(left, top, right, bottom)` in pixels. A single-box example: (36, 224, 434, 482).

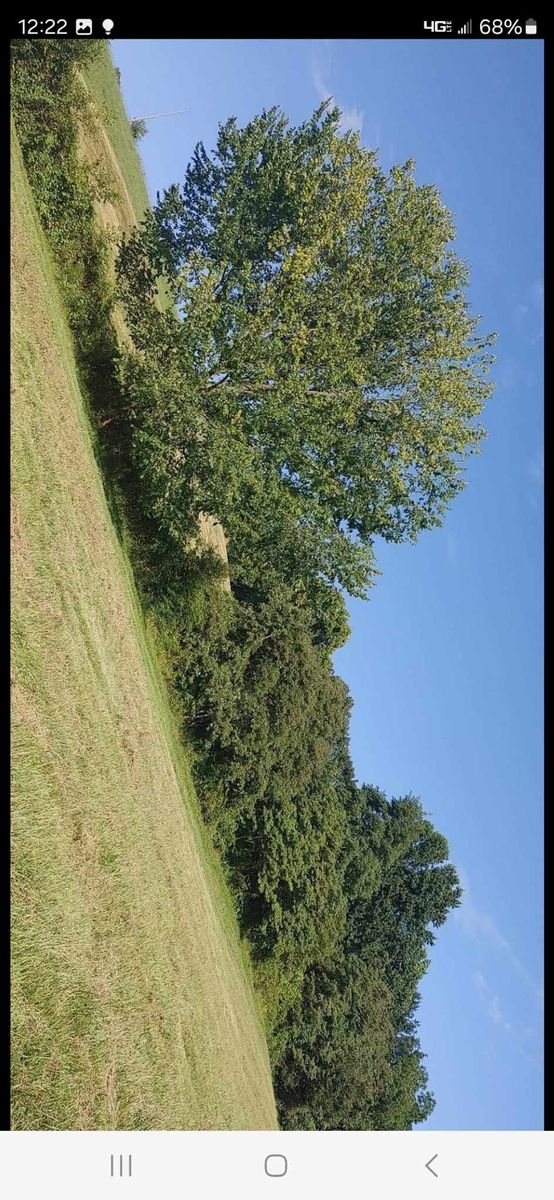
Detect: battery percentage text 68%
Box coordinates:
(480, 18, 522, 34)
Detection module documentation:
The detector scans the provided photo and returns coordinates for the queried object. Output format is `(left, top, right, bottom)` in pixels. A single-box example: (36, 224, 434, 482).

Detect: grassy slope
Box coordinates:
(80, 53, 174, 317)
(83, 52, 151, 222)
(11, 96, 276, 1131)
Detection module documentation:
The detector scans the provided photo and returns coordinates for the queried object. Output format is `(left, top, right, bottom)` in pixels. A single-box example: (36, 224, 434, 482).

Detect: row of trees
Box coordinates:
(113, 101, 488, 1127)
(164, 572, 462, 1128)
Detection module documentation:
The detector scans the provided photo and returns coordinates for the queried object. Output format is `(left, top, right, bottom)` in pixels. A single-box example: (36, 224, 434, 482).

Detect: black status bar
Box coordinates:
(9, 18, 548, 41)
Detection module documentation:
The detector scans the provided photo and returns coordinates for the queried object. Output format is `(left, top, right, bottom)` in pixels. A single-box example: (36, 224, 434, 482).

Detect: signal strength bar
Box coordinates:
(458, 18, 472, 34)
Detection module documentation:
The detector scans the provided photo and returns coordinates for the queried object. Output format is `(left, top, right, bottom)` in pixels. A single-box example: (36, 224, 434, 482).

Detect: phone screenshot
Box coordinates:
(8, 17, 547, 1198)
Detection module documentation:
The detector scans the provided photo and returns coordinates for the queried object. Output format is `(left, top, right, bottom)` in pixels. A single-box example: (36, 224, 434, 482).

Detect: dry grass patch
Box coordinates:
(11, 126, 277, 1131)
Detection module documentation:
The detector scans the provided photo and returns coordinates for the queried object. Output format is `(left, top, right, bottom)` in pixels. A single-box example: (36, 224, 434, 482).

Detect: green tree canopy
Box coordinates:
(118, 101, 494, 597)
(344, 789, 462, 1023)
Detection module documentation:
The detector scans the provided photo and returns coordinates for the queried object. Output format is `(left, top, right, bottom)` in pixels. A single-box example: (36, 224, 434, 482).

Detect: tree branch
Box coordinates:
(206, 373, 230, 391)
(205, 378, 346, 399)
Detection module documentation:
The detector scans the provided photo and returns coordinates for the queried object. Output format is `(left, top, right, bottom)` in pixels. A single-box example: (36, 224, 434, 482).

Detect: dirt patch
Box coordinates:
(197, 513, 231, 593)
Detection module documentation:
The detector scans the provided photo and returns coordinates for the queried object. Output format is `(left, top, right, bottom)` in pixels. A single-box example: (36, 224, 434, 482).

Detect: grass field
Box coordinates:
(11, 80, 277, 1131)
(82, 53, 151, 223)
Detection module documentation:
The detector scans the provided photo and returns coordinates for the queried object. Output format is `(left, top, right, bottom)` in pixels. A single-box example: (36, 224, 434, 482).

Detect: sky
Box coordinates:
(111, 37, 544, 1130)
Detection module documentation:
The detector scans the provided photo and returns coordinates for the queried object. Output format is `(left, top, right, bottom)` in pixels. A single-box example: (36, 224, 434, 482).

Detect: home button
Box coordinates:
(265, 1154, 288, 1177)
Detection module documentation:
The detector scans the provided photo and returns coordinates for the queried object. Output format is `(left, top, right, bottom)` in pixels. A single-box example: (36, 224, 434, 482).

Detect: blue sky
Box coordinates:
(111, 38, 544, 1130)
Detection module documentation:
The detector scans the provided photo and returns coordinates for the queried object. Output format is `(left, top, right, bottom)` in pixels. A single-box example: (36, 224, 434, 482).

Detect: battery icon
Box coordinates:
(525, 18, 537, 34)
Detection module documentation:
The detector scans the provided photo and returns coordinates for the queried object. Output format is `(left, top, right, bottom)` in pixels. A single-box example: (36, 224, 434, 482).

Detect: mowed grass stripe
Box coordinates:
(81, 50, 151, 224)
(11, 126, 277, 1131)
(81, 47, 173, 313)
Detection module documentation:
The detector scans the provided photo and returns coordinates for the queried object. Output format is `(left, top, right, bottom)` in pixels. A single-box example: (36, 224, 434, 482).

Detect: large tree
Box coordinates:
(344, 788, 462, 1023)
(117, 101, 494, 596)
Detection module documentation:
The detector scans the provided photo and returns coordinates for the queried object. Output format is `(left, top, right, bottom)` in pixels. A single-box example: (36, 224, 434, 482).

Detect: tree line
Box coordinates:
(114, 101, 492, 1127)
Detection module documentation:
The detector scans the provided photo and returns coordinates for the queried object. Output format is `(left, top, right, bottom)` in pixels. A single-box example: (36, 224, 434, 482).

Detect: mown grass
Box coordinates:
(10, 115, 277, 1131)
(82, 51, 151, 223)
(81, 49, 173, 315)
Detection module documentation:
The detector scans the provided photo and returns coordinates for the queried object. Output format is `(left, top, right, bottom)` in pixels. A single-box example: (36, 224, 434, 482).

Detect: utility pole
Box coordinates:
(131, 109, 189, 121)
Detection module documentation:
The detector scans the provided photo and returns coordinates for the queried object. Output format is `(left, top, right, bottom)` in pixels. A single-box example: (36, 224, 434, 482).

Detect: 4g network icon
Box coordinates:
(423, 19, 452, 32)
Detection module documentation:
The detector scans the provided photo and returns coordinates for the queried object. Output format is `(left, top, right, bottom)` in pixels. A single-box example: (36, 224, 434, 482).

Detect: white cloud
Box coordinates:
(456, 869, 543, 1009)
(474, 975, 543, 1071)
(489, 994, 513, 1034)
(475, 972, 514, 1035)
(338, 105, 365, 136)
(310, 42, 364, 136)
